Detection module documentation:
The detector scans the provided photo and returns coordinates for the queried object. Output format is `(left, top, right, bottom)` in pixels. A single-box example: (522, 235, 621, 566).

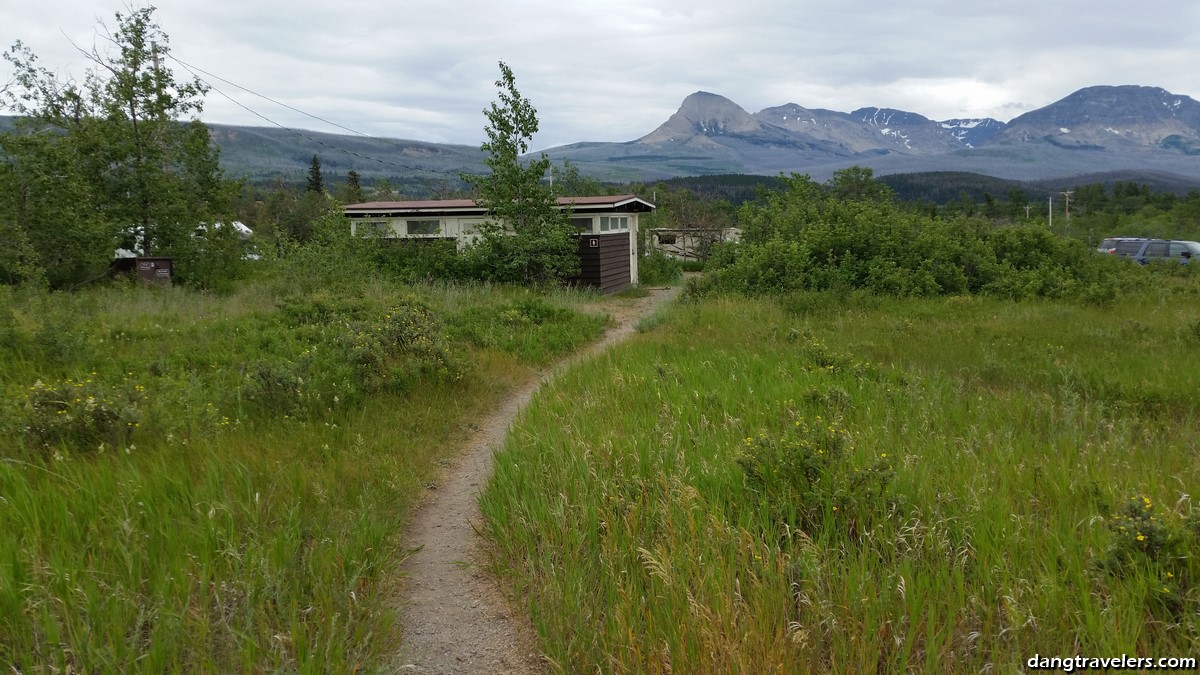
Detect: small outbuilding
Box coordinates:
(648, 227, 741, 261)
(343, 195, 655, 293)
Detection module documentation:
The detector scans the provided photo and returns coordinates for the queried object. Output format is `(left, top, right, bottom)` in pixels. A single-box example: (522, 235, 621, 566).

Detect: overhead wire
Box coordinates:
(168, 54, 479, 181)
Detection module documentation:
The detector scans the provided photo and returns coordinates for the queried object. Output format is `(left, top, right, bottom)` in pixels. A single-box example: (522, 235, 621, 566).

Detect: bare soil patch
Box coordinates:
(389, 283, 683, 674)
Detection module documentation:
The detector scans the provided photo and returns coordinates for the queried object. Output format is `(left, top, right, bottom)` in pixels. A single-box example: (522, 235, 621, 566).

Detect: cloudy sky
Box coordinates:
(4, 0, 1198, 150)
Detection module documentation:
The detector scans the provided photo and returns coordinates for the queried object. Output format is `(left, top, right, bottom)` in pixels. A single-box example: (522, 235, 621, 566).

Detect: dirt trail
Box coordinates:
(391, 283, 684, 674)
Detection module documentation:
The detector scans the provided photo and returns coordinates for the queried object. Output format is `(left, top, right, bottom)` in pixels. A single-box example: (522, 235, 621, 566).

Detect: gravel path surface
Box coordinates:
(390, 283, 684, 674)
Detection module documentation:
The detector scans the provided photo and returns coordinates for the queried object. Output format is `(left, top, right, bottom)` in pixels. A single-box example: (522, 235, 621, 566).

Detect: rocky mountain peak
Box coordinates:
(853, 108, 934, 128)
(637, 91, 760, 145)
(847, 107, 965, 153)
(548, 83, 1200, 181)
(995, 85, 1200, 148)
(938, 118, 1007, 147)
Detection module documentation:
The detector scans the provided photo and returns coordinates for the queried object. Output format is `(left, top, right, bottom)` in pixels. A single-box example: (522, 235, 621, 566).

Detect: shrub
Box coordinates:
(265, 220, 379, 296)
(240, 358, 316, 418)
(1187, 318, 1200, 343)
(638, 249, 683, 285)
(460, 220, 581, 285)
(239, 292, 464, 418)
(15, 376, 143, 453)
(737, 413, 893, 540)
(370, 239, 471, 282)
(278, 290, 376, 326)
(447, 295, 606, 363)
(1097, 495, 1200, 619)
(701, 175, 1132, 302)
(341, 296, 464, 392)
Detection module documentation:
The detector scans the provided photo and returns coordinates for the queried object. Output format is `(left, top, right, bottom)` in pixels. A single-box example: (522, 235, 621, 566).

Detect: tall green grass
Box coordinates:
(481, 293, 1200, 672)
(0, 279, 606, 670)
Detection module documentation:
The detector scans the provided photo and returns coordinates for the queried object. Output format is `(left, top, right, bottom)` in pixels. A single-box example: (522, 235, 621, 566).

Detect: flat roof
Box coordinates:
(344, 194, 655, 216)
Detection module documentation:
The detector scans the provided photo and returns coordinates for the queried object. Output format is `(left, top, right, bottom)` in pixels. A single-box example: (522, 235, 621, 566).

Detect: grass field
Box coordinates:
(0, 279, 606, 671)
(481, 289, 1200, 673)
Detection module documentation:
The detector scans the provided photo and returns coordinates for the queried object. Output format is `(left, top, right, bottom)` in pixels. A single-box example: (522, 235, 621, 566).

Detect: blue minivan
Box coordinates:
(1107, 238, 1200, 264)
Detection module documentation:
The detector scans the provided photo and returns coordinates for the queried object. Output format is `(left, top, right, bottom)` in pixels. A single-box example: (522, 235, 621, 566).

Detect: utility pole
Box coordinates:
(1024, 205, 1032, 219)
(1048, 195, 1053, 230)
(1060, 190, 1074, 223)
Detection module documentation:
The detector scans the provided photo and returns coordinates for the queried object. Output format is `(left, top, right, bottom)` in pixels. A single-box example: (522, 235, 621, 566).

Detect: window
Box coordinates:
(599, 216, 629, 232)
(406, 219, 440, 236)
(657, 234, 677, 245)
(1169, 243, 1190, 258)
(358, 220, 395, 237)
(1114, 240, 1144, 256)
(570, 217, 593, 232)
(1143, 241, 1169, 258)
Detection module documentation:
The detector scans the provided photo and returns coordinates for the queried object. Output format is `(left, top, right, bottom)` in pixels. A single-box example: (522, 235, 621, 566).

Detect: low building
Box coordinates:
(647, 227, 741, 261)
(343, 195, 655, 293)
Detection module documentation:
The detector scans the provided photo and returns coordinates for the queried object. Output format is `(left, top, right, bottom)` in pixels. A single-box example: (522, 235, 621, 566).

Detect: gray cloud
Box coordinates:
(4, 0, 1198, 150)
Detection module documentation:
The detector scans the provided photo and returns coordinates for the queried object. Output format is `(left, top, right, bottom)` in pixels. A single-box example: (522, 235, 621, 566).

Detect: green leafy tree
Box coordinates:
(462, 61, 578, 284)
(250, 181, 332, 244)
(0, 103, 108, 286)
(1, 8, 233, 287)
(638, 186, 736, 261)
(370, 178, 399, 201)
(828, 166, 894, 204)
(1, 42, 113, 286)
(551, 159, 605, 197)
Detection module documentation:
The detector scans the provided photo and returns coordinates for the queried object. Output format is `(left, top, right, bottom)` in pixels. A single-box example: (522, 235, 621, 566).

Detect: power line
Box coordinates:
(168, 54, 478, 182)
(172, 54, 384, 141)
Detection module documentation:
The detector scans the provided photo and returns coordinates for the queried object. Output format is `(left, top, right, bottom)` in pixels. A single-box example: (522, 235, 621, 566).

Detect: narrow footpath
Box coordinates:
(391, 283, 684, 674)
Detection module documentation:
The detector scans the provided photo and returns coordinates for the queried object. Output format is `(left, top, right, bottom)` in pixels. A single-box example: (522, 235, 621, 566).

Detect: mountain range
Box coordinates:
(542, 85, 1200, 183)
(8, 84, 1198, 189)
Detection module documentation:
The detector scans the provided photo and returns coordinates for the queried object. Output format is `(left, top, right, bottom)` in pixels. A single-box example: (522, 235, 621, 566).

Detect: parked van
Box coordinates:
(1097, 237, 1147, 254)
(1109, 238, 1200, 264)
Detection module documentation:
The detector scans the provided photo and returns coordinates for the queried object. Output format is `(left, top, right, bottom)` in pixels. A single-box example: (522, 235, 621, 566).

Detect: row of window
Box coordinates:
(358, 216, 631, 236)
(599, 216, 630, 232)
(359, 219, 441, 236)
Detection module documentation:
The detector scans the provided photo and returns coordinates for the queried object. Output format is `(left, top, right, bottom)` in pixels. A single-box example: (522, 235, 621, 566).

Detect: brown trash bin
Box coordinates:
(135, 257, 174, 285)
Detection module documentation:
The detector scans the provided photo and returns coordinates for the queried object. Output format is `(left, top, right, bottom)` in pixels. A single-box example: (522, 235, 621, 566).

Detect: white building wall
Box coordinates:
(350, 210, 644, 284)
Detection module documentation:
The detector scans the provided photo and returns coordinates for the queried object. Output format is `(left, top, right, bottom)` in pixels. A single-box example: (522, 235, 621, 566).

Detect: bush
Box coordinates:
(263, 209, 379, 295)
(700, 175, 1131, 302)
(341, 296, 464, 392)
(14, 376, 143, 453)
(242, 293, 464, 418)
(460, 220, 581, 285)
(370, 239, 472, 282)
(447, 295, 606, 363)
(737, 413, 894, 540)
(1097, 495, 1200, 619)
(278, 290, 376, 326)
(638, 249, 683, 285)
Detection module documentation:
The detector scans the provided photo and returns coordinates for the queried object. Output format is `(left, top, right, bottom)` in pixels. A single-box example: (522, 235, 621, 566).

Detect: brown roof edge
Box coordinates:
(343, 194, 656, 213)
(344, 199, 478, 210)
(557, 195, 655, 210)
